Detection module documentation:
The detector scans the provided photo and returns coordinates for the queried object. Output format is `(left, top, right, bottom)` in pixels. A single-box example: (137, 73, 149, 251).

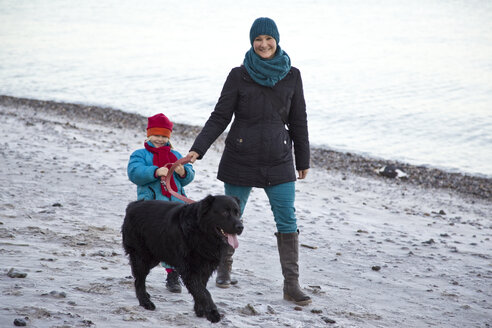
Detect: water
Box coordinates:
(1, 0, 491, 177)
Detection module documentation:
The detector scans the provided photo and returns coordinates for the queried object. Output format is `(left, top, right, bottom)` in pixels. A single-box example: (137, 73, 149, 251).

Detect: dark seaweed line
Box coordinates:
(1, 95, 490, 200)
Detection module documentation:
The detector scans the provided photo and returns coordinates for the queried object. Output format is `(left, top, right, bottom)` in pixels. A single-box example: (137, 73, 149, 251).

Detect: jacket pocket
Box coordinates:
(226, 127, 259, 155)
(269, 128, 292, 164)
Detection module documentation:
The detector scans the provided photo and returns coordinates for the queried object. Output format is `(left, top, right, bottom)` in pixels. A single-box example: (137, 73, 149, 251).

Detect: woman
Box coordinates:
(187, 17, 311, 306)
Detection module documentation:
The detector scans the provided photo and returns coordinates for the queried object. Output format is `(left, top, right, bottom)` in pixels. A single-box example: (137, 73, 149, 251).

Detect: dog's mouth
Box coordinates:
(219, 228, 239, 249)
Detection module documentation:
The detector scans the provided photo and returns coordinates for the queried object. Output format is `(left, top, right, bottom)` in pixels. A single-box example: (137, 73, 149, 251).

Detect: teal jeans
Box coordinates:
(224, 182, 297, 233)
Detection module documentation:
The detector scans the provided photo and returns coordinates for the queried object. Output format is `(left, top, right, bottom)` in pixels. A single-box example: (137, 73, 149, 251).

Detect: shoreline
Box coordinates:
(1, 94, 490, 200)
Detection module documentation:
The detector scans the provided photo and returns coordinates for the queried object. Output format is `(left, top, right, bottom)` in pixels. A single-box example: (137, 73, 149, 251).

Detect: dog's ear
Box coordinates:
(199, 195, 215, 217)
(232, 196, 241, 208)
(197, 195, 215, 232)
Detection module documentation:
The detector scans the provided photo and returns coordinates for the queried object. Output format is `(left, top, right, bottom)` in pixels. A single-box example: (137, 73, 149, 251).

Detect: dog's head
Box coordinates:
(198, 195, 243, 249)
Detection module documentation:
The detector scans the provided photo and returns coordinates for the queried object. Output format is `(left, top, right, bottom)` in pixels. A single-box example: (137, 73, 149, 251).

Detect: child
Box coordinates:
(127, 113, 195, 293)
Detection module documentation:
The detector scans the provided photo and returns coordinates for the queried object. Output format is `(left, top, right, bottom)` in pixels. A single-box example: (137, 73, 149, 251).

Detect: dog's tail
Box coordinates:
(121, 200, 145, 255)
(125, 199, 145, 212)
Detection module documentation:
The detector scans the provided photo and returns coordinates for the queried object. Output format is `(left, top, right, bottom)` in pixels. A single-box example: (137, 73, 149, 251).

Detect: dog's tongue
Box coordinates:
(226, 233, 239, 249)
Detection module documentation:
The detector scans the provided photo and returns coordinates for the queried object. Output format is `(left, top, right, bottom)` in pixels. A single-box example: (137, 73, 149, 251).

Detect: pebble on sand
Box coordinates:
(7, 268, 27, 279)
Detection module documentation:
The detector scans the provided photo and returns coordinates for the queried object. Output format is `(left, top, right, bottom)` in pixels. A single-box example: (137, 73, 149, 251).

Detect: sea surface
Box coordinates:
(1, 0, 491, 177)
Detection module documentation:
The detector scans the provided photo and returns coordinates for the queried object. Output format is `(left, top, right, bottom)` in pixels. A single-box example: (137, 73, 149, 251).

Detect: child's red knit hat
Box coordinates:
(147, 113, 173, 137)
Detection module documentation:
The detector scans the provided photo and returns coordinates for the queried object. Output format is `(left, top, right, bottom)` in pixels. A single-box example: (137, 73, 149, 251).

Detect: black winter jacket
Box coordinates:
(190, 65, 310, 187)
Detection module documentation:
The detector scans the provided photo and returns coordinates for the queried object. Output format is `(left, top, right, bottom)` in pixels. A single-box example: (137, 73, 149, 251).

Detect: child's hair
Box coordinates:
(146, 136, 173, 149)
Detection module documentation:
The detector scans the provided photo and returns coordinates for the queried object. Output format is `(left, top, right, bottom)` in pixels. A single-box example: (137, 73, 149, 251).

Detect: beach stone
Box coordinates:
(7, 268, 27, 278)
(90, 250, 115, 257)
(422, 239, 436, 245)
(13, 318, 27, 326)
(49, 290, 67, 298)
(321, 316, 336, 324)
(240, 303, 259, 315)
(377, 165, 408, 179)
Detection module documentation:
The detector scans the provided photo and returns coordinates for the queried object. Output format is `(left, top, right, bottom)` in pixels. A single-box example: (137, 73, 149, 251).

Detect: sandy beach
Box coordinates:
(1, 96, 491, 327)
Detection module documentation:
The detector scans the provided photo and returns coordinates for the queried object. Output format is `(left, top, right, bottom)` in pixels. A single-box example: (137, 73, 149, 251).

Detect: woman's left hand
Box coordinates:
(297, 169, 309, 180)
(187, 151, 200, 163)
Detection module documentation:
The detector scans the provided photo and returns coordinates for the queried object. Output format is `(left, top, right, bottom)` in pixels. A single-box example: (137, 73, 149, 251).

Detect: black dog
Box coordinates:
(121, 195, 243, 323)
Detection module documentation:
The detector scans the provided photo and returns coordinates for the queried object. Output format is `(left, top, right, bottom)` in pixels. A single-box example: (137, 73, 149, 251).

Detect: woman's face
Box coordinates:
(253, 35, 277, 59)
(148, 135, 169, 148)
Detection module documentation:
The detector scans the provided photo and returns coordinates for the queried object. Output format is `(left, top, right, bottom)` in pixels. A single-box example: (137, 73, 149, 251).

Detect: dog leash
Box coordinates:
(160, 155, 195, 204)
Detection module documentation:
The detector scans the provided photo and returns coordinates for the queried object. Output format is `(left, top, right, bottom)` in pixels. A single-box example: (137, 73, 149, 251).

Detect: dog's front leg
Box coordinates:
(181, 274, 220, 323)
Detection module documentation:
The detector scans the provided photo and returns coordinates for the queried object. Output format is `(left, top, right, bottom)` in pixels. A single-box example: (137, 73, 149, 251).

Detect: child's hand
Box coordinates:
(175, 164, 186, 177)
(155, 166, 169, 177)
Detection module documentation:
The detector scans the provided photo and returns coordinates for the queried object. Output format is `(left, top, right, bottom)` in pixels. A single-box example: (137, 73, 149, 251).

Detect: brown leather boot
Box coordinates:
(215, 245, 238, 288)
(276, 231, 312, 306)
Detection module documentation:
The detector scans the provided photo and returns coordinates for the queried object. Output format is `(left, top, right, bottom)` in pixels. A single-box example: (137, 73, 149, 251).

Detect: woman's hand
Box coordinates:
(297, 169, 309, 180)
(187, 151, 200, 163)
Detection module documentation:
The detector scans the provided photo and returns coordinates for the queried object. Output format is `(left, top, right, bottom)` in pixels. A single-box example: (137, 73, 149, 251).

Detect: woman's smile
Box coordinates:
(253, 35, 277, 59)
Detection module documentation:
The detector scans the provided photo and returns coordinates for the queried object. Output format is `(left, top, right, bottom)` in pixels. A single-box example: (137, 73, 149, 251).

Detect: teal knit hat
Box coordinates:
(249, 17, 279, 45)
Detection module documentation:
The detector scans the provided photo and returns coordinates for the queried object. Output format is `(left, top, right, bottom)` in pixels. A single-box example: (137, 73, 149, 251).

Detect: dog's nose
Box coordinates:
(235, 222, 244, 235)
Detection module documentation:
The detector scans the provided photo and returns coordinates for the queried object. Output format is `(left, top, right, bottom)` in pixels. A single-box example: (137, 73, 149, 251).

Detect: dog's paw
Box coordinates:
(206, 309, 221, 323)
(194, 303, 205, 317)
(140, 300, 156, 311)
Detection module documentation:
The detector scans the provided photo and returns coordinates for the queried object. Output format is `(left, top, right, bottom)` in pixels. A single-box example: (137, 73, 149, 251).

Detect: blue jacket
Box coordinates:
(127, 141, 195, 202)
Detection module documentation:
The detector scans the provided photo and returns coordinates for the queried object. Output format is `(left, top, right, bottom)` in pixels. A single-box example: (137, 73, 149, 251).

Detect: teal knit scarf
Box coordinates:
(243, 46, 291, 87)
